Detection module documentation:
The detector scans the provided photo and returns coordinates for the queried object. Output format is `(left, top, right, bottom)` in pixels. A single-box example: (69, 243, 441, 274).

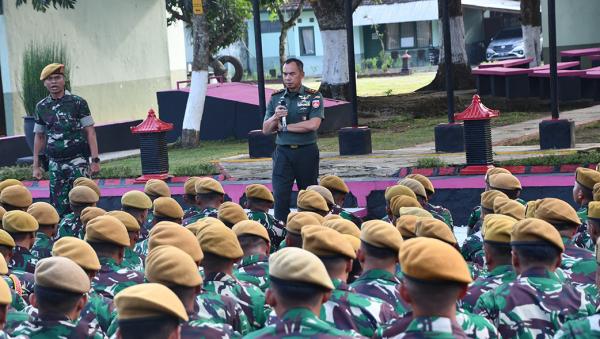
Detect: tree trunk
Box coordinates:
(277, 1, 305, 70)
(279, 27, 289, 70)
(420, 0, 474, 91)
(521, 0, 542, 67)
(182, 10, 210, 147)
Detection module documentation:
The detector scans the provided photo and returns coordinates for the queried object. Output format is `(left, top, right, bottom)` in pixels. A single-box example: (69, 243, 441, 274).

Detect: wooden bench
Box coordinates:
(472, 67, 532, 98)
(530, 69, 586, 101)
(560, 47, 600, 67)
(478, 57, 533, 69)
(582, 71, 600, 100)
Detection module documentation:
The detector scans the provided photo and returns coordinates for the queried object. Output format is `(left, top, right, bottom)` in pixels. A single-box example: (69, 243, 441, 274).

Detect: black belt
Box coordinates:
(278, 143, 315, 149)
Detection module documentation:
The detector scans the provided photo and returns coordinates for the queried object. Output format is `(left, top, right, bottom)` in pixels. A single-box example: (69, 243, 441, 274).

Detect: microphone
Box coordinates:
(278, 98, 287, 128)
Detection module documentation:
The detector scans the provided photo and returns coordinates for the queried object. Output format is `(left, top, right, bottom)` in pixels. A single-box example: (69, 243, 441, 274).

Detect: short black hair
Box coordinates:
(512, 243, 561, 266)
(196, 192, 224, 203)
(492, 188, 521, 200)
(318, 255, 350, 275)
(483, 241, 512, 263)
(402, 276, 465, 311)
(201, 252, 234, 273)
(38, 223, 57, 229)
(88, 241, 123, 257)
(118, 316, 180, 339)
(237, 234, 269, 252)
(70, 202, 94, 214)
(551, 222, 580, 232)
(122, 206, 148, 215)
(578, 184, 594, 201)
(285, 232, 302, 248)
(7, 232, 33, 243)
(34, 285, 84, 315)
(154, 215, 181, 224)
(0, 203, 25, 212)
(284, 58, 304, 72)
(246, 197, 272, 209)
(270, 276, 329, 305)
(361, 241, 397, 260)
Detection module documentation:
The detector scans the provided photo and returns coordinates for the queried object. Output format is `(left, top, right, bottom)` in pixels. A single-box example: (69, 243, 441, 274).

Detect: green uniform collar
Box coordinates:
(281, 307, 319, 321)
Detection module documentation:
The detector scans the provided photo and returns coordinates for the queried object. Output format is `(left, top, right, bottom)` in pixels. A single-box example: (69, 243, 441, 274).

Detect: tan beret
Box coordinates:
(115, 283, 188, 321)
(390, 195, 421, 216)
(245, 184, 274, 203)
(323, 219, 360, 238)
(398, 207, 433, 218)
(0, 185, 32, 208)
(511, 218, 565, 251)
(40, 63, 64, 81)
(195, 177, 224, 195)
(269, 247, 334, 290)
(121, 190, 152, 210)
(324, 214, 342, 221)
(68, 186, 99, 205)
(3, 210, 38, 233)
(397, 178, 427, 199)
(384, 185, 416, 202)
(0, 206, 5, 222)
(576, 167, 600, 190)
(144, 179, 171, 198)
(148, 222, 203, 263)
(186, 217, 226, 236)
(80, 207, 106, 226)
(286, 211, 323, 234)
(533, 198, 580, 226)
(197, 224, 243, 259)
(396, 215, 418, 239)
(0, 279, 11, 305)
(307, 185, 335, 205)
(84, 215, 130, 247)
(106, 211, 140, 232)
(415, 218, 457, 245)
(406, 174, 435, 195)
(489, 173, 522, 191)
(400, 238, 472, 284)
(481, 190, 509, 210)
(302, 225, 356, 259)
(27, 202, 59, 225)
(524, 199, 540, 218)
(35, 256, 90, 294)
(590, 201, 600, 219)
(0, 254, 7, 275)
(320, 175, 349, 194)
(594, 183, 600, 201)
(483, 215, 515, 243)
(232, 220, 270, 242)
(145, 245, 202, 287)
(73, 177, 101, 198)
(0, 230, 14, 248)
(153, 197, 184, 219)
(485, 167, 511, 182)
(52, 236, 101, 271)
(218, 202, 248, 225)
(360, 220, 403, 253)
(344, 234, 360, 252)
(184, 177, 199, 195)
(493, 197, 525, 221)
(0, 179, 23, 194)
(297, 190, 329, 213)
(481, 214, 516, 237)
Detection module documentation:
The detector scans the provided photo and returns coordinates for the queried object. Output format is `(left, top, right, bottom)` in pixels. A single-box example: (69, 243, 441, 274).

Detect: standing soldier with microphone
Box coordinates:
(262, 58, 324, 221)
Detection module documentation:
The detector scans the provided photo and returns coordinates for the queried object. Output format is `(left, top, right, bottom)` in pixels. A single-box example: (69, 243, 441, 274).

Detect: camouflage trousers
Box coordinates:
(49, 156, 90, 216)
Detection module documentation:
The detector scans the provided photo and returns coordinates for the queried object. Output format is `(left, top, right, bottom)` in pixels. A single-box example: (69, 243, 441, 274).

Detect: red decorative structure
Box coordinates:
(454, 95, 500, 175)
(131, 109, 174, 183)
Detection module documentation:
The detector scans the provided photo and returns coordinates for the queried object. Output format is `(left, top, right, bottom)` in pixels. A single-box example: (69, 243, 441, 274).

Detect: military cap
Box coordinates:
(524, 199, 539, 218)
(269, 247, 334, 290)
(245, 184, 274, 203)
(52, 237, 101, 271)
(360, 220, 403, 253)
(145, 245, 202, 287)
(493, 197, 525, 220)
(232, 220, 270, 242)
(0, 206, 5, 222)
(302, 225, 356, 259)
(320, 175, 349, 194)
(27, 202, 60, 225)
(40, 63, 64, 81)
(184, 177, 199, 195)
(397, 178, 427, 199)
(0, 185, 32, 208)
(406, 174, 435, 196)
(217, 202, 248, 225)
(343, 234, 360, 252)
(115, 283, 188, 321)
(323, 218, 360, 238)
(589, 201, 600, 219)
(481, 190, 509, 210)
(153, 197, 184, 219)
(84, 215, 130, 247)
(511, 218, 564, 251)
(488, 173, 522, 191)
(576, 167, 600, 190)
(0, 279, 10, 305)
(80, 207, 106, 226)
(144, 179, 171, 198)
(106, 211, 140, 232)
(485, 167, 511, 182)
(324, 214, 342, 221)
(34, 256, 90, 294)
(286, 211, 323, 234)
(73, 177, 101, 197)
(297, 190, 329, 213)
(148, 222, 203, 263)
(0, 230, 15, 248)
(483, 214, 516, 243)
(186, 217, 225, 236)
(0, 179, 23, 193)
(68, 186, 99, 204)
(307, 185, 335, 205)
(481, 214, 516, 236)
(396, 215, 418, 239)
(121, 190, 153, 210)
(594, 183, 600, 201)
(3, 210, 38, 233)
(398, 207, 433, 218)
(384, 184, 416, 202)
(197, 224, 243, 259)
(533, 198, 580, 226)
(390, 195, 421, 216)
(195, 177, 224, 195)
(0, 254, 8, 275)
(415, 218, 457, 245)
(400, 238, 472, 284)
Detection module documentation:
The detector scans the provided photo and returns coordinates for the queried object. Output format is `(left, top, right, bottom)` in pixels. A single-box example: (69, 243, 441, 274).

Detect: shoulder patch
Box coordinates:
(305, 88, 318, 94)
(272, 88, 286, 95)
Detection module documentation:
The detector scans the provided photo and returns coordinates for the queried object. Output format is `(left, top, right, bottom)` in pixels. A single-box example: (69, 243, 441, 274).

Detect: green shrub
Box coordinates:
(416, 157, 447, 168)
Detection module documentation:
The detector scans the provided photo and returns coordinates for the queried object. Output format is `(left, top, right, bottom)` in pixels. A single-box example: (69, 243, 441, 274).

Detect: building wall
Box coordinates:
(1, 0, 171, 135)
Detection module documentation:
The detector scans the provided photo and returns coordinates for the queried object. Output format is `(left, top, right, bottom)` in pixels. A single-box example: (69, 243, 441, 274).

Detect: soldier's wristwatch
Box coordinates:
(91, 157, 101, 163)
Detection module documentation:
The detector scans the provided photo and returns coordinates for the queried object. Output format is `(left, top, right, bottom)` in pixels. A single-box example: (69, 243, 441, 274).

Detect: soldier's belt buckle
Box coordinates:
(290, 145, 299, 149)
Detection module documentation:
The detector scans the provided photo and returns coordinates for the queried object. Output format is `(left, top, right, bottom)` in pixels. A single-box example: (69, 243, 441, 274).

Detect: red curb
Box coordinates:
(398, 168, 409, 177)
(411, 168, 435, 176)
(503, 165, 526, 174)
(529, 165, 555, 174)
(103, 179, 121, 186)
(171, 176, 188, 183)
(560, 164, 580, 173)
(437, 167, 457, 176)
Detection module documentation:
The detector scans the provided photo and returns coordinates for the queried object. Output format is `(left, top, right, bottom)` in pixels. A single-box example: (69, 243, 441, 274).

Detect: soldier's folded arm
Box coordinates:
(286, 117, 322, 133)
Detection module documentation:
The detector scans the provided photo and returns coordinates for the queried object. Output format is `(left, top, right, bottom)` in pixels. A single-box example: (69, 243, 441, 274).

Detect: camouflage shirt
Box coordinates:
(10, 245, 37, 274)
(121, 247, 145, 272)
(554, 312, 600, 338)
(425, 202, 454, 229)
(466, 205, 482, 230)
(244, 307, 360, 338)
(473, 267, 596, 338)
(91, 257, 144, 299)
(2, 274, 27, 311)
(30, 232, 54, 261)
(9, 270, 34, 302)
(194, 290, 251, 335)
(246, 211, 286, 252)
(560, 236, 596, 289)
(4, 309, 30, 335)
(574, 206, 595, 251)
(234, 254, 270, 292)
(133, 238, 149, 257)
(349, 269, 411, 315)
(183, 312, 241, 339)
(203, 272, 268, 330)
(330, 205, 363, 227)
(57, 213, 84, 239)
(461, 265, 516, 313)
(183, 205, 201, 221)
(140, 210, 155, 240)
(461, 228, 485, 267)
(183, 207, 218, 226)
(377, 316, 468, 339)
(11, 314, 105, 339)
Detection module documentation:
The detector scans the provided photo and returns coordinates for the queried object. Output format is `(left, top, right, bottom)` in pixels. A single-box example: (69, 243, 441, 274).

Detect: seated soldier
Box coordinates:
(466, 167, 512, 230)
(244, 184, 286, 252)
(218, 202, 248, 228)
(388, 195, 421, 225)
(296, 190, 330, 217)
(0, 272, 15, 337)
(320, 175, 362, 226)
(573, 168, 600, 250)
(57, 186, 99, 239)
(79, 207, 106, 231)
(134, 197, 184, 257)
(27, 202, 59, 260)
(322, 218, 362, 282)
(141, 179, 172, 238)
(3, 211, 39, 274)
(587, 201, 600, 248)
(0, 229, 32, 305)
(106, 211, 143, 272)
(406, 173, 454, 228)
(398, 178, 449, 227)
(182, 176, 200, 220)
(72, 177, 101, 199)
(233, 220, 270, 292)
(183, 177, 225, 226)
(0, 185, 32, 212)
(493, 196, 525, 221)
(283, 212, 322, 248)
(381, 185, 416, 223)
(120, 190, 152, 240)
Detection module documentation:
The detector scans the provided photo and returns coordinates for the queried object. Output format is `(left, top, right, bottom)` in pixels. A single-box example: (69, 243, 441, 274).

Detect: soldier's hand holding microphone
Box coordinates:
(275, 99, 288, 132)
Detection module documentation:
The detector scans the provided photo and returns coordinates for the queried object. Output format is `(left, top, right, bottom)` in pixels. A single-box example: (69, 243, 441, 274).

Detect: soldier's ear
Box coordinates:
(345, 259, 353, 274)
(265, 289, 276, 308)
(321, 290, 332, 304)
(29, 293, 37, 308)
(457, 284, 468, 300)
(554, 255, 562, 270)
(399, 281, 411, 304)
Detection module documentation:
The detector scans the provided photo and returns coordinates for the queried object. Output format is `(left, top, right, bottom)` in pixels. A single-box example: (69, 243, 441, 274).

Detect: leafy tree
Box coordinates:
(15, 0, 76, 12)
(262, 0, 306, 70)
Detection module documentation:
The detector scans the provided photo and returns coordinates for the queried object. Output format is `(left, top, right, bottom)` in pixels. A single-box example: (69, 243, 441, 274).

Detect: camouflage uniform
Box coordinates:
(246, 210, 286, 252)
(461, 224, 485, 267)
(376, 316, 468, 339)
(202, 272, 268, 330)
(133, 238, 148, 257)
(243, 307, 359, 338)
(11, 315, 105, 338)
(473, 267, 595, 338)
(195, 290, 251, 335)
(183, 207, 218, 226)
(34, 93, 93, 216)
(121, 247, 144, 272)
(234, 254, 270, 292)
(183, 205, 201, 221)
(554, 312, 600, 338)
(30, 232, 54, 261)
(466, 206, 482, 231)
(183, 313, 241, 339)
(91, 257, 144, 299)
(2, 274, 27, 311)
(8, 270, 34, 302)
(330, 205, 363, 227)
(56, 213, 84, 239)
(461, 264, 516, 312)
(574, 206, 595, 251)
(349, 269, 411, 315)
(10, 245, 37, 274)
(4, 309, 29, 334)
(560, 236, 596, 288)
(139, 211, 154, 240)
(425, 202, 454, 229)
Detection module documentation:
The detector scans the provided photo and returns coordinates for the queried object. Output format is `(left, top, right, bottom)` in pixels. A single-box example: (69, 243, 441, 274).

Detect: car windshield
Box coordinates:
(494, 28, 522, 40)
